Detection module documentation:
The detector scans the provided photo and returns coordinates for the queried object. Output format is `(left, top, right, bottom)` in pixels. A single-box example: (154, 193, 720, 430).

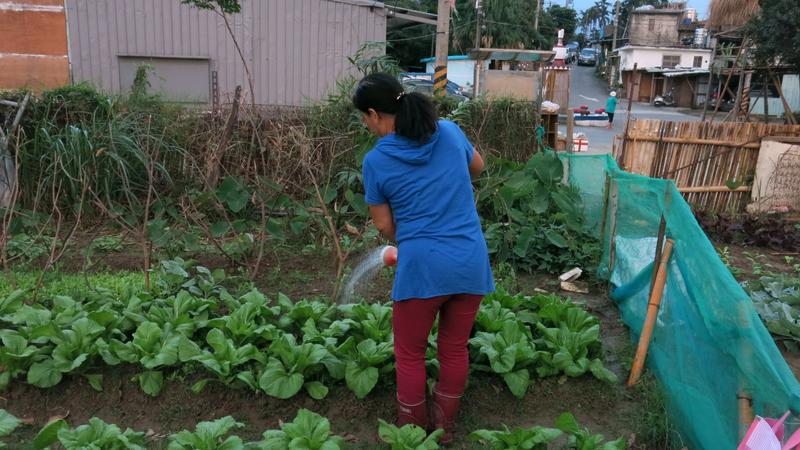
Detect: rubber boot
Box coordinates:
(431, 388, 462, 445)
(397, 397, 428, 429)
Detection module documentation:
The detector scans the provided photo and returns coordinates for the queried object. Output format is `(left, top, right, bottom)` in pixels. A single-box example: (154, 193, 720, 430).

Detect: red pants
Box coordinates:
(392, 294, 483, 404)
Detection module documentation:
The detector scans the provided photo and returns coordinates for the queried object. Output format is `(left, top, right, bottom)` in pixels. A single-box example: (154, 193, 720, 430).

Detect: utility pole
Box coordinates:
(534, 0, 542, 32)
(609, 0, 621, 88)
(434, 0, 451, 97)
(472, 0, 483, 97)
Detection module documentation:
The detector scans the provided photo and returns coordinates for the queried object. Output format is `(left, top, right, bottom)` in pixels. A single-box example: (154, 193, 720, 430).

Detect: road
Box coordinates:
(561, 65, 701, 154)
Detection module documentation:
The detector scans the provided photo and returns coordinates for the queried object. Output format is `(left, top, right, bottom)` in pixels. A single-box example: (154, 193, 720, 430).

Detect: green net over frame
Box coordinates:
(561, 153, 800, 449)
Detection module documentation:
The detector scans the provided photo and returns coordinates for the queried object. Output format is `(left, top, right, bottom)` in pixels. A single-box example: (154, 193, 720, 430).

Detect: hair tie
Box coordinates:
(396, 91, 406, 101)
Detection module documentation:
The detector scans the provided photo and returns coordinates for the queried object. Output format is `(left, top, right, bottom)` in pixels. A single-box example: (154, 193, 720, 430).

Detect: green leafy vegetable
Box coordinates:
(257, 409, 344, 450)
(0, 409, 22, 446)
(470, 321, 538, 398)
(555, 412, 625, 450)
(258, 334, 331, 399)
(57, 417, 147, 450)
(378, 419, 443, 450)
(167, 416, 244, 450)
(336, 337, 394, 398)
(469, 424, 562, 449)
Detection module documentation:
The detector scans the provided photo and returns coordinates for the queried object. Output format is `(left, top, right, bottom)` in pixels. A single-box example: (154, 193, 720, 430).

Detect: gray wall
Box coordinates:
(65, 0, 386, 106)
(628, 12, 681, 47)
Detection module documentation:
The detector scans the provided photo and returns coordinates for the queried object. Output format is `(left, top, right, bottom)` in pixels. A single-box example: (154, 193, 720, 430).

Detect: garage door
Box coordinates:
(119, 56, 210, 103)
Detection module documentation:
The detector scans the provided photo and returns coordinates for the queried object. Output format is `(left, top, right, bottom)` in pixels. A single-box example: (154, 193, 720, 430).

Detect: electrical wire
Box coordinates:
(386, 19, 475, 42)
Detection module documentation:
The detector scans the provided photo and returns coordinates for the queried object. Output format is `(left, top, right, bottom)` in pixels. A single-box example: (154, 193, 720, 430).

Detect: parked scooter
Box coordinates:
(653, 88, 676, 107)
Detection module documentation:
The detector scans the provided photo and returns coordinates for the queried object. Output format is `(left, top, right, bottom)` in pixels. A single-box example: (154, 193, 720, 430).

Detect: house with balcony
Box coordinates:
(615, 2, 712, 107)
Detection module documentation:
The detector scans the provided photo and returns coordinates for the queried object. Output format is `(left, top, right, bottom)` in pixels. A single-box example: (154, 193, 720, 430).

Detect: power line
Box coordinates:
(386, 20, 475, 42)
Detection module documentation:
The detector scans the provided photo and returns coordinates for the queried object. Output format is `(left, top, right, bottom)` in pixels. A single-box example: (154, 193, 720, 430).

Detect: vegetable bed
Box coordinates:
(1, 257, 667, 449)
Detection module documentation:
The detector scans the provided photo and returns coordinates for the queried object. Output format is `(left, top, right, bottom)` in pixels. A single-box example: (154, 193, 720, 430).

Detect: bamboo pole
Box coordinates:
(737, 292, 756, 441)
(649, 216, 667, 297)
(769, 70, 797, 125)
(678, 185, 751, 193)
(624, 135, 761, 149)
(620, 63, 638, 169)
(738, 392, 754, 441)
(711, 43, 747, 122)
(607, 180, 620, 273)
(628, 238, 674, 387)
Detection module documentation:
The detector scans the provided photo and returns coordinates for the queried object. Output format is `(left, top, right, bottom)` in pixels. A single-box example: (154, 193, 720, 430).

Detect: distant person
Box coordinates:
(606, 91, 618, 129)
(352, 73, 494, 444)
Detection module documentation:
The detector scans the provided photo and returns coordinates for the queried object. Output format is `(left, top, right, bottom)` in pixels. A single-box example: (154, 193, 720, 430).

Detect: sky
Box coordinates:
(564, 0, 711, 19)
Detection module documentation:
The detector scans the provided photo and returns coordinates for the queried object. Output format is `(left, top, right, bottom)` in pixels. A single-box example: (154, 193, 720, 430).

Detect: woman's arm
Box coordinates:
(468, 149, 485, 177)
(369, 204, 396, 241)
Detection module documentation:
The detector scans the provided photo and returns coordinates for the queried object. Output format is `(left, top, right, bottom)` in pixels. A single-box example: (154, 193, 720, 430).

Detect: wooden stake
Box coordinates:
(738, 392, 754, 440)
(769, 70, 796, 125)
(607, 180, 620, 273)
(649, 215, 667, 296)
(619, 63, 638, 168)
(566, 112, 574, 153)
(599, 174, 612, 240)
(628, 238, 674, 386)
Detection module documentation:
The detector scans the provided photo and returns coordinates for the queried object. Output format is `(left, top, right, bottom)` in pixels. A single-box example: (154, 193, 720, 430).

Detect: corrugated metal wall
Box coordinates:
(65, 0, 386, 106)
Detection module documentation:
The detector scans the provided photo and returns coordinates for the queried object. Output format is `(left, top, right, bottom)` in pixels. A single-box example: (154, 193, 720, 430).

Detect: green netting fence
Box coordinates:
(561, 153, 800, 449)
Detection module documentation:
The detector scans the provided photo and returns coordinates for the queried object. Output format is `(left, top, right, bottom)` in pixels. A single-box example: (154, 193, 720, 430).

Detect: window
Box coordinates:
(662, 55, 681, 68)
(693, 56, 703, 67)
(648, 18, 655, 31)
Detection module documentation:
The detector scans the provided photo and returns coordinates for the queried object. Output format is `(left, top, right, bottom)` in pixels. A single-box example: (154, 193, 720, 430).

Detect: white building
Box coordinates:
(617, 46, 712, 72)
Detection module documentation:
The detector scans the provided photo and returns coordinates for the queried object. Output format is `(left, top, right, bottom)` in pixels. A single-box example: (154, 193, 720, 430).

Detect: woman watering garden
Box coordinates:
(352, 73, 494, 444)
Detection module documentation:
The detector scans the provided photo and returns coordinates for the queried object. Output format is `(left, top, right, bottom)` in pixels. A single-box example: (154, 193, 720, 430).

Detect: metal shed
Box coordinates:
(64, 0, 387, 106)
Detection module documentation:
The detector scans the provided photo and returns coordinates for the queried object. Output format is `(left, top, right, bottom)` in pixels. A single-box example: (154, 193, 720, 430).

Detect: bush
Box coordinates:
(477, 151, 600, 274)
(696, 210, 800, 251)
(449, 97, 542, 162)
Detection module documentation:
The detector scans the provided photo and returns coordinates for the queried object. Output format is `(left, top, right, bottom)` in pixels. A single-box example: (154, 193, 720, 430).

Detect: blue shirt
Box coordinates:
(606, 96, 618, 113)
(362, 120, 494, 301)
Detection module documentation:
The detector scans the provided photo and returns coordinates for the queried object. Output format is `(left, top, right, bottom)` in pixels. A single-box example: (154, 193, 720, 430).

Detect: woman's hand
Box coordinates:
(369, 204, 396, 241)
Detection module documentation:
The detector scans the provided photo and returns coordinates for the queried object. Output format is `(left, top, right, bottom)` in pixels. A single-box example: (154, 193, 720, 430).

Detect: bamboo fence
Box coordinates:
(615, 119, 800, 212)
(543, 67, 571, 114)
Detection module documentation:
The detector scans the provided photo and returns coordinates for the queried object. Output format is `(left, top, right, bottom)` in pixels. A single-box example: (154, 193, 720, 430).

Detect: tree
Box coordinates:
(385, 0, 437, 70)
(594, 0, 611, 30)
(547, 5, 578, 41)
(745, 0, 800, 72)
(180, 0, 253, 107)
(389, 0, 564, 69)
(450, 0, 554, 51)
(181, 0, 241, 14)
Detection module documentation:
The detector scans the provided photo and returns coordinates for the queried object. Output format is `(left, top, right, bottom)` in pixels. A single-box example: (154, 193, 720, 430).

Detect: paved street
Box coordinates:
(561, 65, 702, 154)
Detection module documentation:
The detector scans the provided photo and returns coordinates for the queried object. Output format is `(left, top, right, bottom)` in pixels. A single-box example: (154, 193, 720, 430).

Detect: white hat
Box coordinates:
(610, 91, 617, 97)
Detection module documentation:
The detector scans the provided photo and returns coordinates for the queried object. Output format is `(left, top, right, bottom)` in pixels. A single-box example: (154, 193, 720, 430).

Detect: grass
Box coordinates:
(631, 374, 678, 449)
(0, 270, 145, 299)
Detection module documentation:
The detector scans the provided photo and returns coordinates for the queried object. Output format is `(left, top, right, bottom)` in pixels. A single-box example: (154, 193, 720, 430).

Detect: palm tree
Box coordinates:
(580, 6, 600, 36)
(594, 0, 611, 30)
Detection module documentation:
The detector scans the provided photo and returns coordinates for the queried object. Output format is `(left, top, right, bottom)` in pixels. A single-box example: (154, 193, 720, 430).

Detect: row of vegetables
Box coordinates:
(0, 262, 617, 401)
(0, 407, 624, 449)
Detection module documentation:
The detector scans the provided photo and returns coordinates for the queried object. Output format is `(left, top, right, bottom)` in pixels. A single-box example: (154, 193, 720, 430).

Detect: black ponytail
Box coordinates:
(353, 73, 438, 143)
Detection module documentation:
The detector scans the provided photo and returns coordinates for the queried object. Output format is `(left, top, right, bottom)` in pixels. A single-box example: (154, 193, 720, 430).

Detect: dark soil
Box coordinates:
(2, 243, 667, 449)
(3, 363, 656, 449)
(715, 242, 797, 283)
